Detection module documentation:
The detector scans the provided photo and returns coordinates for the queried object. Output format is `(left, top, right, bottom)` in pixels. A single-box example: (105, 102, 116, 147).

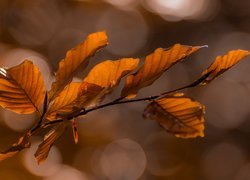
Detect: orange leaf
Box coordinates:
(46, 82, 81, 120)
(34, 123, 66, 164)
(77, 58, 139, 107)
(84, 58, 139, 87)
(0, 60, 46, 114)
(200, 49, 250, 84)
(48, 31, 108, 101)
(143, 93, 205, 138)
(121, 44, 204, 99)
(0, 132, 31, 161)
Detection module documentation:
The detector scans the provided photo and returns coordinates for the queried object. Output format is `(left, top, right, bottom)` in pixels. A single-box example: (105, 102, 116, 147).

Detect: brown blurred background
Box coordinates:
(0, 0, 250, 179)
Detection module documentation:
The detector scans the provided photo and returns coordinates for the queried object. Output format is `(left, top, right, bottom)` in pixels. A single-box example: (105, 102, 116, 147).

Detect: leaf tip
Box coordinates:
(200, 45, 209, 48)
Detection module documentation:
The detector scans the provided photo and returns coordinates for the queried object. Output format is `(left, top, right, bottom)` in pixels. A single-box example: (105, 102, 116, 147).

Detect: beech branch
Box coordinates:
(30, 80, 203, 134)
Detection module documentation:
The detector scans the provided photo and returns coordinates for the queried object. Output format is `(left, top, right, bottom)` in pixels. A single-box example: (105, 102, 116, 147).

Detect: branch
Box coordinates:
(30, 75, 208, 134)
(42, 86, 192, 128)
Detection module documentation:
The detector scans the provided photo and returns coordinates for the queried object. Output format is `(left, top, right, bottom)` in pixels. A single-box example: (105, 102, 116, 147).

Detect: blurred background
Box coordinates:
(0, 0, 250, 179)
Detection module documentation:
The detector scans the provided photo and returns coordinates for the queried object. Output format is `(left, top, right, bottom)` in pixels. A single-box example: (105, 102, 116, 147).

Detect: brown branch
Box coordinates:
(40, 87, 191, 129)
(30, 74, 207, 135)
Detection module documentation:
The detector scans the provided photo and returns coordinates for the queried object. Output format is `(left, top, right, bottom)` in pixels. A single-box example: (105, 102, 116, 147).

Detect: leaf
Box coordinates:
(77, 58, 139, 107)
(48, 31, 108, 101)
(34, 123, 66, 164)
(76, 82, 105, 108)
(0, 60, 46, 114)
(84, 58, 139, 87)
(200, 49, 250, 85)
(71, 119, 79, 144)
(0, 132, 31, 161)
(143, 93, 205, 138)
(121, 44, 205, 99)
(46, 82, 81, 120)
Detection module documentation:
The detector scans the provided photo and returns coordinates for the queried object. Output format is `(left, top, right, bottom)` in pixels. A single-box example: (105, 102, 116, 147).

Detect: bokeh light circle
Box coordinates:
(23, 141, 62, 177)
(143, 131, 188, 177)
(45, 165, 89, 180)
(143, 0, 219, 21)
(201, 142, 246, 180)
(200, 79, 250, 129)
(100, 138, 146, 180)
(96, 9, 148, 56)
(0, 48, 53, 89)
(2, 110, 35, 132)
(7, 0, 62, 46)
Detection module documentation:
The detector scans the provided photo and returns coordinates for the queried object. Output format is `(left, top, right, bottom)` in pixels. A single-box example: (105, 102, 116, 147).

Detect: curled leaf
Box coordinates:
(34, 123, 66, 164)
(143, 93, 205, 138)
(121, 44, 205, 99)
(200, 49, 250, 84)
(46, 82, 81, 120)
(0, 132, 31, 161)
(49, 31, 108, 101)
(0, 60, 46, 114)
(71, 119, 79, 144)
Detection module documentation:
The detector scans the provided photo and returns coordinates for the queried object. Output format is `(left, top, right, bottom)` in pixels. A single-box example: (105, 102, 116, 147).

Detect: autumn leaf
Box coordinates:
(0, 132, 31, 161)
(34, 123, 66, 164)
(76, 82, 105, 109)
(48, 31, 108, 101)
(200, 49, 250, 85)
(76, 58, 139, 107)
(71, 119, 79, 144)
(143, 93, 205, 138)
(121, 44, 205, 99)
(84, 58, 139, 87)
(0, 60, 46, 114)
(46, 82, 81, 120)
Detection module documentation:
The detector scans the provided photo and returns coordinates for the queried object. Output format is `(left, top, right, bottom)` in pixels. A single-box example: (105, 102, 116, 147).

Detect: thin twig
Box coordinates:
(42, 87, 188, 128)
(30, 75, 208, 134)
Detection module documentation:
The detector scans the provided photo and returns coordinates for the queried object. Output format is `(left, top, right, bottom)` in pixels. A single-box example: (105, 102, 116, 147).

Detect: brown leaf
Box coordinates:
(34, 123, 66, 164)
(0, 132, 31, 161)
(48, 31, 108, 101)
(143, 93, 205, 138)
(77, 58, 139, 107)
(0, 60, 46, 114)
(200, 49, 250, 84)
(76, 82, 105, 109)
(121, 44, 204, 99)
(71, 119, 79, 144)
(46, 82, 81, 120)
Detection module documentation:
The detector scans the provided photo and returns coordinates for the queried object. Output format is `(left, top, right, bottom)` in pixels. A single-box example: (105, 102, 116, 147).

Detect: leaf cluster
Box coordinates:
(0, 31, 249, 164)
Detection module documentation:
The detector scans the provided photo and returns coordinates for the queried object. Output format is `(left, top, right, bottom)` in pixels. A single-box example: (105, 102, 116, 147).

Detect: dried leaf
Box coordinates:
(46, 82, 81, 120)
(48, 31, 108, 101)
(200, 49, 250, 84)
(34, 123, 66, 164)
(121, 44, 204, 99)
(0, 60, 46, 114)
(77, 58, 139, 107)
(143, 93, 205, 138)
(0, 132, 31, 161)
(71, 119, 79, 144)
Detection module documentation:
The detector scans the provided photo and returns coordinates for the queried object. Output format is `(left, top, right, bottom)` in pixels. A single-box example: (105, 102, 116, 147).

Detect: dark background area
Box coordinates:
(0, 0, 250, 179)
